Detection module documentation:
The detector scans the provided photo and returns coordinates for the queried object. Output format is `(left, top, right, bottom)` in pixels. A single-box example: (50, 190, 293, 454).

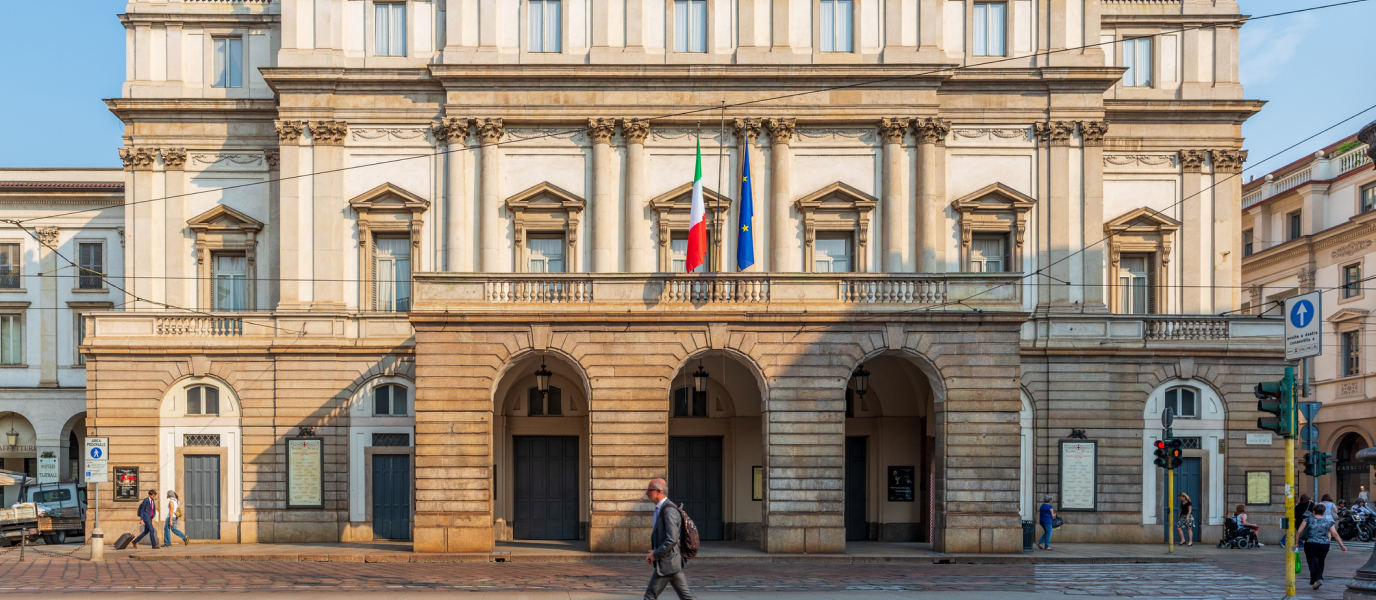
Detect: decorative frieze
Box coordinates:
(476, 118, 505, 144)
(913, 117, 952, 145)
(275, 120, 305, 144)
(118, 147, 157, 171)
(952, 127, 1029, 141)
(732, 118, 760, 144)
(766, 118, 796, 144)
(505, 128, 584, 142)
(1078, 121, 1109, 146)
(1033, 121, 1075, 146)
(162, 148, 187, 170)
(587, 118, 616, 144)
(310, 121, 349, 145)
(1211, 149, 1248, 174)
(1105, 155, 1177, 168)
(1332, 239, 1373, 260)
(34, 226, 59, 246)
(621, 119, 650, 144)
(432, 117, 470, 145)
(795, 128, 874, 143)
(1178, 150, 1207, 172)
(192, 153, 263, 166)
(651, 129, 725, 143)
(352, 127, 429, 142)
(264, 149, 280, 170)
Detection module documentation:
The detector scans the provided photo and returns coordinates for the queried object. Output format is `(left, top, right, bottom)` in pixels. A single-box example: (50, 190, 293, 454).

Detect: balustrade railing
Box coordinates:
(1339, 145, 1372, 174)
(661, 277, 771, 303)
(841, 278, 948, 304)
(486, 279, 594, 303)
(155, 316, 243, 337)
(1275, 168, 1312, 194)
(1143, 317, 1230, 341)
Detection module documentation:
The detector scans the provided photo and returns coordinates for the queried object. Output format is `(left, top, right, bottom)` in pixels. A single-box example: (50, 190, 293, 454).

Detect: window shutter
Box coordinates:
(1147, 253, 1157, 314)
(1002, 233, 1012, 273)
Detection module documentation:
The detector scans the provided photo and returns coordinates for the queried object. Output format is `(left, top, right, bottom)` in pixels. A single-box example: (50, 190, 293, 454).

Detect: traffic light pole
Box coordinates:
(1285, 365, 1297, 598)
(1167, 466, 1175, 554)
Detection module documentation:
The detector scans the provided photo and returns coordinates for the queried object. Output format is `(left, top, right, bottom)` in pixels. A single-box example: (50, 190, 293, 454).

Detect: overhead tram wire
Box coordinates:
(9, 0, 1368, 226)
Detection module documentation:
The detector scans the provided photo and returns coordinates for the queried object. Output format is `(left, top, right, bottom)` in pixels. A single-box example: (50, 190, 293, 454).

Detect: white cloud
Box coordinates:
(1240, 13, 1317, 85)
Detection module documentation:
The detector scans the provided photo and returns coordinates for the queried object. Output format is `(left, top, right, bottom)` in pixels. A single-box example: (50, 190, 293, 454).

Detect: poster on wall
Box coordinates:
(1059, 440, 1098, 511)
(37, 451, 59, 484)
(888, 466, 916, 501)
(114, 466, 139, 501)
(286, 438, 324, 509)
(1246, 471, 1273, 505)
(752, 466, 763, 501)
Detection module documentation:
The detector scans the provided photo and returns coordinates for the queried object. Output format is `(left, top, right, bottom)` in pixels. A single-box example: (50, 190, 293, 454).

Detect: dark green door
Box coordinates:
(513, 436, 579, 540)
(372, 454, 411, 540)
(845, 437, 867, 541)
(1164, 457, 1202, 543)
(669, 437, 724, 540)
(184, 455, 220, 540)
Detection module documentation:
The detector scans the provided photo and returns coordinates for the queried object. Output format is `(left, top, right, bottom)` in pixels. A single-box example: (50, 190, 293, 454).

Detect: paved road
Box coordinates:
(0, 543, 1365, 598)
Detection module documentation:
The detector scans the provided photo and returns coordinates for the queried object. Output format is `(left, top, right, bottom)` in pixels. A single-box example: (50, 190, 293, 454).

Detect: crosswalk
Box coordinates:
(1035, 563, 1295, 599)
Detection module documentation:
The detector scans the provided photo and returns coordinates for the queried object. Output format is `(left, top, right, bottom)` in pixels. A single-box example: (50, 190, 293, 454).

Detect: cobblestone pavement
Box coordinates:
(0, 545, 1365, 597)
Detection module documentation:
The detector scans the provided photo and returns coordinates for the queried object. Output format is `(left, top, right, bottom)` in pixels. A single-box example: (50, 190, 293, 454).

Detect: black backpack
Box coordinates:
(673, 504, 700, 560)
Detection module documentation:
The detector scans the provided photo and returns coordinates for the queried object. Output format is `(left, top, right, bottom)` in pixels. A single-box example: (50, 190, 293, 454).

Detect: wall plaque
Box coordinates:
(888, 466, 916, 501)
(1059, 440, 1098, 511)
(286, 437, 324, 509)
(752, 466, 763, 501)
(1246, 471, 1272, 505)
(37, 451, 59, 484)
(114, 466, 139, 501)
(1246, 433, 1274, 446)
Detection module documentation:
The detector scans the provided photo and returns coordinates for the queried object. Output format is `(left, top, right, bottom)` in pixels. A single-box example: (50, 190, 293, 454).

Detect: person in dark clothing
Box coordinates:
(1176, 493, 1195, 546)
(1287, 495, 1314, 549)
(643, 478, 695, 600)
(1296, 503, 1347, 590)
(132, 490, 160, 549)
(1037, 494, 1057, 550)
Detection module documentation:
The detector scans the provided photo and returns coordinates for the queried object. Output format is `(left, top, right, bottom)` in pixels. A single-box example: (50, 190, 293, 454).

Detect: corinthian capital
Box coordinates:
(1078, 121, 1108, 146)
(432, 117, 470, 145)
(476, 118, 504, 144)
(162, 148, 187, 170)
(118, 147, 157, 171)
(1210, 149, 1249, 174)
(34, 227, 59, 246)
(588, 118, 616, 144)
(621, 119, 650, 144)
(913, 117, 951, 145)
(309, 120, 348, 145)
(878, 118, 910, 144)
(264, 149, 280, 170)
(732, 118, 761, 144)
(766, 118, 796, 145)
(1178, 150, 1207, 173)
(275, 120, 305, 144)
(1033, 121, 1075, 146)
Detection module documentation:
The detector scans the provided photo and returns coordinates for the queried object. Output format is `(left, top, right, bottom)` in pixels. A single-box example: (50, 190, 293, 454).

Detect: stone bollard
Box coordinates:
(90, 528, 104, 562)
(1345, 448, 1376, 598)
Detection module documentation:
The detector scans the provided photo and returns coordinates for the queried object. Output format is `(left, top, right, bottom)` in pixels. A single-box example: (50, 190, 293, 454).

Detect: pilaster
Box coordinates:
(35, 226, 58, 388)
(119, 147, 157, 310)
(879, 118, 910, 273)
(275, 120, 311, 309)
(766, 118, 796, 272)
(309, 120, 348, 309)
(1211, 149, 1248, 312)
(477, 118, 505, 272)
(734, 118, 762, 272)
(1179, 149, 1207, 314)
(623, 119, 653, 273)
(435, 117, 471, 272)
(589, 118, 618, 273)
(1079, 122, 1107, 309)
(1035, 121, 1075, 304)
(265, 149, 282, 309)
(914, 118, 949, 273)
(162, 148, 188, 308)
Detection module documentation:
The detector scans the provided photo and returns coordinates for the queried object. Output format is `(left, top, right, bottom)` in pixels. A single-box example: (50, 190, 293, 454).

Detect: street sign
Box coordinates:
(1285, 292, 1322, 360)
(1299, 401, 1322, 424)
(1161, 407, 1176, 429)
(84, 437, 109, 483)
(1301, 425, 1320, 442)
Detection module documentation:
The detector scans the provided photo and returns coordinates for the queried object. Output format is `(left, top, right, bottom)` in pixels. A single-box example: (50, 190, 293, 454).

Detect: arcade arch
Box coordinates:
(1141, 379, 1226, 534)
(158, 375, 243, 541)
(1335, 432, 1371, 504)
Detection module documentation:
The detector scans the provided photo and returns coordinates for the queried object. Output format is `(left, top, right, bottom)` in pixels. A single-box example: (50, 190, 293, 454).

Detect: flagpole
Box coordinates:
(717, 101, 726, 273)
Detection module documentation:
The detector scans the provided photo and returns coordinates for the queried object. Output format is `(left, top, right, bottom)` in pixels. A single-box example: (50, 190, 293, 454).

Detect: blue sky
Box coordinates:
(0, 1, 1371, 173)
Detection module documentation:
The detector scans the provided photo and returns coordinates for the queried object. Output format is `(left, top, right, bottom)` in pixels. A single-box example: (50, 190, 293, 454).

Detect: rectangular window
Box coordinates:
(186, 386, 220, 416)
(1345, 263, 1363, 299)
(820, 0, 854, 53)
(1363, 184, 1376, 214)
(0, 314, 20, 365)
(375, 2, 407, 56)
(1119, 254, 1153, 315)
(375, 237, 412, 312)
(78, 242, 104, 289)
(972, 2, 1006, 57)
(1164, 388, 1198, 419)
(1289, 211, 1302, 240)
(1343, 331, 1362, 377)
(528, 235, 566, 273)
(673, 0, 707, 53)
(669, 233, 706, 273)
(1122, 37, 1152, 87)
(0, 243, 18, 289)
(213, 254, 247, 312)
(529, 0, 562, 53)
(673, 387, 707, 417)
(969, 234, 1008, 273)
(815, 234, 852, 273)
(374, 384, 408, 416)
(1243, 229, 1254, 257)
(75, 313, 87, 366)
(212, 37, 243, 88)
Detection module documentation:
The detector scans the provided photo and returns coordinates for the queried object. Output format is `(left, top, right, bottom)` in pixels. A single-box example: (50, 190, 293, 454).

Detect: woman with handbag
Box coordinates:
(1037, 494, 1057, 550)
(1176, 493, 1195, 546)
(164, 490, 189, 546)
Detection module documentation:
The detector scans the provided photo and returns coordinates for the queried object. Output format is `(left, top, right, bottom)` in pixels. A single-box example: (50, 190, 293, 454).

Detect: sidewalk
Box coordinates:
(95, 540, 1210, 564)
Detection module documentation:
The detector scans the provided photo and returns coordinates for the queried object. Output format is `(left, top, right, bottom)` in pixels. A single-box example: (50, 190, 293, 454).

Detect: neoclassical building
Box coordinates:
(68, 0, 1289, 552)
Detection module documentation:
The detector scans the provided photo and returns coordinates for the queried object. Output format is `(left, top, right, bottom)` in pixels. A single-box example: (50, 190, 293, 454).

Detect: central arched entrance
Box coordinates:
(1336, 432, 1370, 504)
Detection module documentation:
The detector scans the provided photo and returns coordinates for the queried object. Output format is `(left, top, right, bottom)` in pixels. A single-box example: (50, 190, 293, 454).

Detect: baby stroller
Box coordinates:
(1218, 517, 1259, 549)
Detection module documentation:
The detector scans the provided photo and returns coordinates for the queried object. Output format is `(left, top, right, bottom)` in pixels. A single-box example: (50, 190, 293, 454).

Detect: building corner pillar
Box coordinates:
(623, 119, 654, 272)
(914, 118, 950, 273)
(766, 118, 795, 272)
(590, 118, 618, 273)
(1212, 149, 1248, 312)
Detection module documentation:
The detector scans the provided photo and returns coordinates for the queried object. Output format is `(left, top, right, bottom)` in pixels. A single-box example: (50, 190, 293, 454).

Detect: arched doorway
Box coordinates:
(843, 353, 938, 543)
(0, 412, 37, 506)
(158, 376, 244, 541)
(666, 351, 764, 542)
(347, 376, 416, 541)
(1336, 433, 1370, 504)
(492, 353, 590, 541)
(60, 413, 88, 484)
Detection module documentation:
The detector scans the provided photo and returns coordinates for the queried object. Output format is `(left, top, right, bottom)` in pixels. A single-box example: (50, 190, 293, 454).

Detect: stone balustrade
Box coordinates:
(1026, 313, 1282, 349)
(83, 312, 414, 344)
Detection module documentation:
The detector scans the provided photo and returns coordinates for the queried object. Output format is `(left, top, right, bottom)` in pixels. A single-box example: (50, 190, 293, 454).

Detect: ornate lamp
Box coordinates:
(535, 363, 552, 397)
(6, 426, 18, 447)
(853, 364, 870, 398)
(693, 365, 709, 394)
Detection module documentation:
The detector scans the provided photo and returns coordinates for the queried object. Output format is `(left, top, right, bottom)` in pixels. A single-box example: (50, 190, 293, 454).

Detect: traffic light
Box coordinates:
(1153, 440, 1170, 469)
(1303, 453, 1316, 476)
(1318, 451, 1336, 476)
(1256, 368, 1297, 438)
(1169, 438, 1184, 469)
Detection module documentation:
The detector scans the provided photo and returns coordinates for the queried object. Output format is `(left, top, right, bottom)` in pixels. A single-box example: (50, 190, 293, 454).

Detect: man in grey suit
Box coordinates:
(643, 478, 696, 600)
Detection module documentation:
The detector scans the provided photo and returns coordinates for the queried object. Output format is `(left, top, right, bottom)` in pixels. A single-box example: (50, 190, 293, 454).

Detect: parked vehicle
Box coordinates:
(0, 470, 86, 546)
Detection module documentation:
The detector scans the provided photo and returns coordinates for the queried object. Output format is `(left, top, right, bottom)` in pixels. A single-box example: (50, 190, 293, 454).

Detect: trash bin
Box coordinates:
(1022, 521, 1036, 552)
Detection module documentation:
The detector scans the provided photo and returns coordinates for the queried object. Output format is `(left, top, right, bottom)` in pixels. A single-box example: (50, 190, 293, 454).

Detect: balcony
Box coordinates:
(411, 272, 1025, 314)
(1024, 313, 1284, 351)
(82, 312, 414, 348)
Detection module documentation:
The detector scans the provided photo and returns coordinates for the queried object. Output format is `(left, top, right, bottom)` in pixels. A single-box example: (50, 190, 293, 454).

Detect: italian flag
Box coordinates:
(685, 139, 707, 272)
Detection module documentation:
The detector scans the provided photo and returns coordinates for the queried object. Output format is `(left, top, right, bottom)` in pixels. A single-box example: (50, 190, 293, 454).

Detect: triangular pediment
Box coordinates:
(795, 182, 878, 212)
(1105, 207, 1181, 233)
(1330, 308, 1370, 323)
(187, 204, 263, 232)
(348, 182, 431, 212)
(951, 183, 1036, 213)
(505, 182, 585, 211)
(648, 183, 731, 211)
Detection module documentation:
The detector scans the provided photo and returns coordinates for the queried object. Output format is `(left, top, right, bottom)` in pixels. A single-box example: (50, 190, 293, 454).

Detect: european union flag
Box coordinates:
(736, 139, 755, 271)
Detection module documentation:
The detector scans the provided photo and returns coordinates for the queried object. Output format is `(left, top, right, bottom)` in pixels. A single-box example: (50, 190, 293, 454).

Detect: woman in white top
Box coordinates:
(164, 490, 189, 546)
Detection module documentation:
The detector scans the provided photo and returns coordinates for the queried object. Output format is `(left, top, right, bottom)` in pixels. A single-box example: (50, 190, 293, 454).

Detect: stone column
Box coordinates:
(477, 118, 505, 272)
(264, 149, 281, 309)
(879, 118, 910, 272)
(914, 118, 950, 273)
(35, 226, 59, 388)
(589, 118, 618, 273)
(733, 118, 762, 272)
(310, 120, 348, 309)
(118, 147, 157, 309)
(623, 119, 654, 273)
(162, 149, 188, 308)
(435, 117, 470, 272)
(1035, 121, 1075, 303)
(1178, 149, 1207, 314)
(1078, 122, 1107, 309)
(1212, 149, 1248, 312)
(274, 121, 309, 309)
(766, 118, 795, 272)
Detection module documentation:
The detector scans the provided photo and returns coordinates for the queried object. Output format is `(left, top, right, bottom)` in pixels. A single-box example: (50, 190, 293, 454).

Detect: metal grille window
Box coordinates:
(1343, 330, 1362, 377)
(0, 243, 18, 289)
(183, 434, 221, 447)
(186, 385, 220, 416)
(78, 243, 104, 289)
(1344, 263, 1363, 298)
(372, 433, 410, 447)
(1177, 437, 1202, 450)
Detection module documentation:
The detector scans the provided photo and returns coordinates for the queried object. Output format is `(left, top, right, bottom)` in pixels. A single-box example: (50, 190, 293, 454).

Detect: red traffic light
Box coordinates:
(1154, 440, 1167, 450)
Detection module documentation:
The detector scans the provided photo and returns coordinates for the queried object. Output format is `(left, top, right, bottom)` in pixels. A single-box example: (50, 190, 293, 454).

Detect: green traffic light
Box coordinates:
(1255, 367, 1298, 438)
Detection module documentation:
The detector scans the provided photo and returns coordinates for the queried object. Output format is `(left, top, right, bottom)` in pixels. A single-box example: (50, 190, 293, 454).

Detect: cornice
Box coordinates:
(1243, 221, 1376, 272)
(1099, 14, 1247, 27)
(118, 13, 280, 26)
(104, 98, 279, 123)
(1104, 99, 1266, 125)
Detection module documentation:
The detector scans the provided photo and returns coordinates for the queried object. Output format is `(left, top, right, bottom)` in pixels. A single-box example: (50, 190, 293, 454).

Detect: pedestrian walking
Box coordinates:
(1321, 494, 1338, 518)
(132, 489, 160, 549)
(164, 490, 189, 547)
(1296, 503, 1347, 590)
(1036, 494, 1056, 550)
(1286, 494, 1314, 549)
(642, 478, 695, 600)
(1175, 493, 1195, 546)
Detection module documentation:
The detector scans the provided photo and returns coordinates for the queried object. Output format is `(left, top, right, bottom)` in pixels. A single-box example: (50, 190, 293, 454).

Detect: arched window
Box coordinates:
(528, 385, 563, 416)
(374, 384, 409, 416)
(672, 386, 707, 417)
(1163, 386, 1198, 419)
(186, 385, 220, 416)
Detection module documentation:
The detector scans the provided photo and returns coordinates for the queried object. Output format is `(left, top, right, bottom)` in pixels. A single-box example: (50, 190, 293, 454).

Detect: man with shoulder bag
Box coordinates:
(131, 490, 160, 549)
(643, 478, 696, 600)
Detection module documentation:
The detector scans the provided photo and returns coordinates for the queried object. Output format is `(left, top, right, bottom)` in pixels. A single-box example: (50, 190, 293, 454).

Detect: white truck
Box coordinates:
(0, 471, 86, 546)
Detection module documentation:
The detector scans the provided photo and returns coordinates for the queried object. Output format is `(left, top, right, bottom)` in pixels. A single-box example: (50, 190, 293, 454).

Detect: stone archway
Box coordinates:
(1336, 432, 1371, 504)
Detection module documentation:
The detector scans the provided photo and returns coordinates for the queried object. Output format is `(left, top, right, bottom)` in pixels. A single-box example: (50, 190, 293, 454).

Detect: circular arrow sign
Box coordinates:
(1290, 299, 1316, 329)
(1161, 407, 1175, 429)
(1301, 425, 1320, 443)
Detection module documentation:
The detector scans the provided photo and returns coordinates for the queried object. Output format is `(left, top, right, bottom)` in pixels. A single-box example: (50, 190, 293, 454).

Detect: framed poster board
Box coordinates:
(1059, 440, 1098, 511)
(888, 466, 915, 501)
(286, 437, 324, 509)
(114, 466, 139, 501)
(1246, 471, 1273, 505)
(752, 466, 763, 501)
